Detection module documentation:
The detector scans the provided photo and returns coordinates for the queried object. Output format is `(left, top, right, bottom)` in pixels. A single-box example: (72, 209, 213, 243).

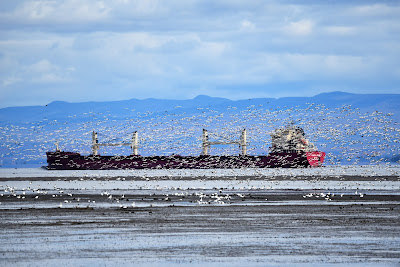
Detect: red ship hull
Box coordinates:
(46, 151, 326, 170)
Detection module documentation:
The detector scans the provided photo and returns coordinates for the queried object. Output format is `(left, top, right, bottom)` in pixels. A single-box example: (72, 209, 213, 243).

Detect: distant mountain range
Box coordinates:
(0, 92, 399, 167)
(1, 91, 400, 123)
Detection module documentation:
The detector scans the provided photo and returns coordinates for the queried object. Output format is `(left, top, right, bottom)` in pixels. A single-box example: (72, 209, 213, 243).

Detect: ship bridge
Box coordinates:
(270, 125, 316, 152)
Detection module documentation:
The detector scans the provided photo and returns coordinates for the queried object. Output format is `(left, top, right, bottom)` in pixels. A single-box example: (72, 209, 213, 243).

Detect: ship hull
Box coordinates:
(46, 151, 325, 170)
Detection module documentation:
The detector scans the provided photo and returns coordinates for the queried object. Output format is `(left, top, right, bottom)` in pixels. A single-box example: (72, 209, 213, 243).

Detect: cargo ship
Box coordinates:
(46, 126, 325, 170)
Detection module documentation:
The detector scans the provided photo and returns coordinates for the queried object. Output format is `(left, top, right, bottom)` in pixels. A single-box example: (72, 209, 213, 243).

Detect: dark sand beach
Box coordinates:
(1, 168, 399, 266)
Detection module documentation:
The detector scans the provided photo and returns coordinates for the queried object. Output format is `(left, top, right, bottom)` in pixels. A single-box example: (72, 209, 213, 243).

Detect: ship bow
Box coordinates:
(306, 151, 326, 167)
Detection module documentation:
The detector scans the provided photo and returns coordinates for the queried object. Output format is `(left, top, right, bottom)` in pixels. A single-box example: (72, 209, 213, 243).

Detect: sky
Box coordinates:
(0, 0, 399, 108)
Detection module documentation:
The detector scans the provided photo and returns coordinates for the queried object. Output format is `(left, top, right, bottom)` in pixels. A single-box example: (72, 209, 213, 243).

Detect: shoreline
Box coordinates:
(1, 174, 399, 181)
(1, 165, 399, 180)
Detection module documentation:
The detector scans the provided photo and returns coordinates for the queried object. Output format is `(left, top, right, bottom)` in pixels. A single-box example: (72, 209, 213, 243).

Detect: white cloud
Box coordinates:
(19, 59, 73, 84)
(240, 19, 256, 32)
(27, 59, 57, 73)
(0, 0, 400, 107)
(243, 53, 384, 84)
(20, 1, 54, 20)
(284, 19, 314, 36)
(2, 76, 21, 87)
(122, 0, 167, 17)
(352, 4, 397, 16)
(194, 41, 230, 58)
(35, 73, 64, 83)
(324, 26, 356, 36)
(6, 0, 110, 24)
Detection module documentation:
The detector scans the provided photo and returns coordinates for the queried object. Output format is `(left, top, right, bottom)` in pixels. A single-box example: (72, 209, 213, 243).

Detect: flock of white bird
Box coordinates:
(2, 162, 399, 207)
(0, 101, 399, 167)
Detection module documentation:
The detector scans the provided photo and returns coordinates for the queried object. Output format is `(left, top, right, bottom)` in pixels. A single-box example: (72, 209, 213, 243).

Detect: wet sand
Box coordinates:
(1, 170, 400, 266)
(1, 203, 399, 266)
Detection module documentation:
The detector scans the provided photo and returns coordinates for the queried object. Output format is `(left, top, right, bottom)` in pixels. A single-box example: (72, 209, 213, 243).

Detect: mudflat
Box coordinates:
(1, 203, 399, 266)
(1, 167, 399, 266)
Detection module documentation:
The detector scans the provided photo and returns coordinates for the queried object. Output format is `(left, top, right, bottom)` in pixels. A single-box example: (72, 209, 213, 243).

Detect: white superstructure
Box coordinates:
(270, 125, 316, 152)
